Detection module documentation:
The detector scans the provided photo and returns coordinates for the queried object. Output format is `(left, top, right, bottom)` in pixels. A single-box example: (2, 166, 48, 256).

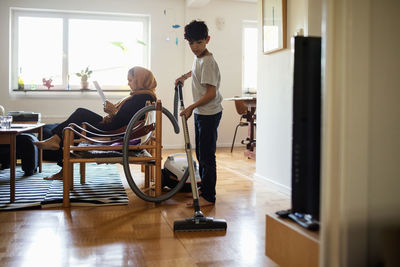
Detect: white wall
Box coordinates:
(254, 0, 321, 193)
(0, 0, 257, 149)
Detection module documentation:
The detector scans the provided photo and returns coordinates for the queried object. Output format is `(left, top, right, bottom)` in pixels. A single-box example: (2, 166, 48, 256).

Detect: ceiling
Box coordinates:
(187, 0, 257, 8)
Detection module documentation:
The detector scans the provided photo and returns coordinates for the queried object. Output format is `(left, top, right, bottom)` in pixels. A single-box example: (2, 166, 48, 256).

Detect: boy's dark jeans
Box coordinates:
(194, 111, 222, 203)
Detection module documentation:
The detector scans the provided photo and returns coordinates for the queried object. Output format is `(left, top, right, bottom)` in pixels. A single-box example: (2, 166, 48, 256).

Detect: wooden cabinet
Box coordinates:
(265, 213, 320, 267)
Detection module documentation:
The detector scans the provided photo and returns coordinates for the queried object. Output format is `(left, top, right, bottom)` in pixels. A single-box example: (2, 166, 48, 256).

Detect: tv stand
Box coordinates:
(266, 213, 320, 267)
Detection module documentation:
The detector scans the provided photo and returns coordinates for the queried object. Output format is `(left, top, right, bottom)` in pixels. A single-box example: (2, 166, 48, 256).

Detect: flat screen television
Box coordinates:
(288, 36, 322, 230)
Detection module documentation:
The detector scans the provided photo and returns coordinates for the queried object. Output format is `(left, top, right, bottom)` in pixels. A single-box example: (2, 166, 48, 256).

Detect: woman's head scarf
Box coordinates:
(128, 66, 157, 99)
(102, 67, 157, 123)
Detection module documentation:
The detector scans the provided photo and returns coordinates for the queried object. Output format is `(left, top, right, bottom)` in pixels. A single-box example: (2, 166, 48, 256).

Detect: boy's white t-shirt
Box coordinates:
(191, 54, 223, 115)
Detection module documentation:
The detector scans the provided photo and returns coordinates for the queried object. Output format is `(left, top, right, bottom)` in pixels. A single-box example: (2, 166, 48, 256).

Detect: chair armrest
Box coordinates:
(81, 122, 123, 134)
(129, 123, 155, 140)
(81, 120, 145, 134)
(63, 126, 124, 145)
(63, 122, 156, 145)
(67, 123, 124, 139)
(67, 120, 146, 139)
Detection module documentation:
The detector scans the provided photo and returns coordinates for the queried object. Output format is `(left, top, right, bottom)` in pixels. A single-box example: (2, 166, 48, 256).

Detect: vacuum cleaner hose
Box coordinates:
(122, 104, 190, 203)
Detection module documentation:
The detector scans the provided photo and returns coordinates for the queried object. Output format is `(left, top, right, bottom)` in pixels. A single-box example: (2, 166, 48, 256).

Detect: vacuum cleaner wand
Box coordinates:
(173, 82, 227, 232)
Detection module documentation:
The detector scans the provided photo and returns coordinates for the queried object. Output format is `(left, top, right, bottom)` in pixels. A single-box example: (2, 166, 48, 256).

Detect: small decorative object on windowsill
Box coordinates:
(76, 66, 93, 90)
(42, 78, 54, 89)
(18, 67, 24, 90)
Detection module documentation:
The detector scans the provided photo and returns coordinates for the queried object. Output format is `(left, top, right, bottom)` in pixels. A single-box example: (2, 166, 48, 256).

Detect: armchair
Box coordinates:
(61, 100, 168, 207)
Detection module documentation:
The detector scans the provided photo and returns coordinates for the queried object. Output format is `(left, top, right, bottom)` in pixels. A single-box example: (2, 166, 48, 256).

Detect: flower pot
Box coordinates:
(81, 81, 89, 90)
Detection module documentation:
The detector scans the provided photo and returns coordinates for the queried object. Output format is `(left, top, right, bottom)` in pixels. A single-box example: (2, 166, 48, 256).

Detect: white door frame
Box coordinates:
(320, 0, 370, 266)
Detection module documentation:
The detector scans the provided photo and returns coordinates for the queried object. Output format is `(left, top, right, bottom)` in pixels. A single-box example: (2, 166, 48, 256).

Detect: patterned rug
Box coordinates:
(0, 163, 129, 210)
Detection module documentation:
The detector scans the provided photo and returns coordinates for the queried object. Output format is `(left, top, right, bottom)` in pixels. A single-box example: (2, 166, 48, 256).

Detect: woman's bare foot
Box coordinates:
(34, 135, 61, 150)
(186, 196, 215, 208)
(43, 169, 63, 180)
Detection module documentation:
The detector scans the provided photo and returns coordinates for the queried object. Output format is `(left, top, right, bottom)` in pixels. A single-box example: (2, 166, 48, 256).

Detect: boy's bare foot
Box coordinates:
(43, 169, 63, 180)
(183, 190, 202, 198)
(186, 196, 215, 208)
(34, 135, 61, 150)
(184, 192, 193, 198)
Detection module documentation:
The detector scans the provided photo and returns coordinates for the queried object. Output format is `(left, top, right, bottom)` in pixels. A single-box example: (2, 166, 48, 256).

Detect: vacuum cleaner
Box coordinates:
(163, 153, 201, 192)
(173, 82, 227, 232)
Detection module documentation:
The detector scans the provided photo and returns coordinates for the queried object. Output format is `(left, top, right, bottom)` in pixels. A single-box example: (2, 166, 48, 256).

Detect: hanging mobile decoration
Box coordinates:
(163, 8, 180, 46)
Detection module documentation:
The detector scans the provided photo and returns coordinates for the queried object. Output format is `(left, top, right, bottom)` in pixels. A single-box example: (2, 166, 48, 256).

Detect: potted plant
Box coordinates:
(76, 66, 93, 90)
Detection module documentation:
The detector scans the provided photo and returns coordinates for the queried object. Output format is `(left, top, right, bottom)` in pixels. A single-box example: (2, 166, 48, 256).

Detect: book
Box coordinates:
(93, 81, 107, 104)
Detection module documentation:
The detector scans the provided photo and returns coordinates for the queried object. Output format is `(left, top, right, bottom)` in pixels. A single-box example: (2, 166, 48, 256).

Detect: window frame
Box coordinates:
(10, 8, 150, 93)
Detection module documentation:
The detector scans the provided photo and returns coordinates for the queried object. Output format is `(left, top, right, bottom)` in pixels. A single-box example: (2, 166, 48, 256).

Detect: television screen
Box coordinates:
(290, 36, 322, 229)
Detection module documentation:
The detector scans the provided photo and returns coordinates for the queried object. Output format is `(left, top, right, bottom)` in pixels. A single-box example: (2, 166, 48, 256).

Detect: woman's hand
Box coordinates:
(103, 100, 117, 115)
(180, 105, 194, 120)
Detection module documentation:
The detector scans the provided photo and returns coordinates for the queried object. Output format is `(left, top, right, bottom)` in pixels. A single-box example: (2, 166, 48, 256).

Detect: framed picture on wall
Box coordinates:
(262, 0, 287, 54)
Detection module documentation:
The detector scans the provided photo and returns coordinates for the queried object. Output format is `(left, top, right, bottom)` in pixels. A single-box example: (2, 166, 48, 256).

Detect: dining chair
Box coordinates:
(231, 99, 250, 152)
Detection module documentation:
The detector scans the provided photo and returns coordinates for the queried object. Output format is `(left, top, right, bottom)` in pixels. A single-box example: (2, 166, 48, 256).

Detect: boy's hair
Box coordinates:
(184, 20, 209, 42)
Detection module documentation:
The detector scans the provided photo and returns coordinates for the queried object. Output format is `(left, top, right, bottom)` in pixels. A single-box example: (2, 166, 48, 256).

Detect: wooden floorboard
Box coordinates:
(0, 147, 289, 266)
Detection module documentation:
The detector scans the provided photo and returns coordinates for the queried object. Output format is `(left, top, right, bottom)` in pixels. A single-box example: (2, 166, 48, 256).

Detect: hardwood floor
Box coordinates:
(0, 147, 289, 266)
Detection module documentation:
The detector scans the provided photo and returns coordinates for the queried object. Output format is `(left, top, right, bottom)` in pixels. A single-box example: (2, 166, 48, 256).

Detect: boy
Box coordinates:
(175, 20, 223, 207)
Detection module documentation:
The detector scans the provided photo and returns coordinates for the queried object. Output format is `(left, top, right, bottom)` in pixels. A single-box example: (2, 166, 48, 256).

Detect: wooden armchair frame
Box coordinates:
(61, 100, 163, 207)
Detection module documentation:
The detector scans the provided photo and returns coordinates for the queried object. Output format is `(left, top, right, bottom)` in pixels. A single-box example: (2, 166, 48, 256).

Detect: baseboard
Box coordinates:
(163, 143, 237, 149)
(253, 173, 291, 196)
(162, 144, 185, 149)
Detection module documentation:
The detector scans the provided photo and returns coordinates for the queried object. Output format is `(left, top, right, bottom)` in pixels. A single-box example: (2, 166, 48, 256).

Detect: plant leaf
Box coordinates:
(136, 39, 146, 46)
(111, 41, 127, 52)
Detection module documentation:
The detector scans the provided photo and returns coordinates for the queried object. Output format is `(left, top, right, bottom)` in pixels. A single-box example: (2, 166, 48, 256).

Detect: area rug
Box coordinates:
(0, 163, 128, 210)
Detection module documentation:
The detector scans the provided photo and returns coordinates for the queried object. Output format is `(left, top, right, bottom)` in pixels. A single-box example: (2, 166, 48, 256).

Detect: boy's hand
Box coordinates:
(103, 100, 117, 115)
(175, 76, 186, 86)
(175, 71, 192, 86)
(180, 105, 194, 120)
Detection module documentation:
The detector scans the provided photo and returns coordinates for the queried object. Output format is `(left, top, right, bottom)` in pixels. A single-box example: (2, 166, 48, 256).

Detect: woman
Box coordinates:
(35, 66, 157, 180)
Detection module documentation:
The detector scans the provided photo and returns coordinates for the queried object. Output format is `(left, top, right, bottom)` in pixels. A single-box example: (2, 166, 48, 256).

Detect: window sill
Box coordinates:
(12, 89, 129, 92)
(10, 88, 130, 100)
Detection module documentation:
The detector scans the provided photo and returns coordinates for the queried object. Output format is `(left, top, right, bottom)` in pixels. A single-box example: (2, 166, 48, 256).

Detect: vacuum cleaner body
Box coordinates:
(164, 153, 201, 182)
(163, 153, 201, 192)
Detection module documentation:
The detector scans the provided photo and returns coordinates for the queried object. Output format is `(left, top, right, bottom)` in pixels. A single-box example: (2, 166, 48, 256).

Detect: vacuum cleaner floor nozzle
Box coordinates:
(174, 217, 227, 232)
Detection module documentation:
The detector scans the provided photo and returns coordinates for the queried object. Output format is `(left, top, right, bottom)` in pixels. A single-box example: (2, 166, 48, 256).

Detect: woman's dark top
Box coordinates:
(98, 93, 156, 131)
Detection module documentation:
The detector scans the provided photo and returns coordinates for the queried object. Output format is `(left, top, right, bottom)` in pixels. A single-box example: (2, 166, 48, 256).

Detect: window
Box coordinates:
(242, 22, 258, 94)
(11, 8, 149, 91)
